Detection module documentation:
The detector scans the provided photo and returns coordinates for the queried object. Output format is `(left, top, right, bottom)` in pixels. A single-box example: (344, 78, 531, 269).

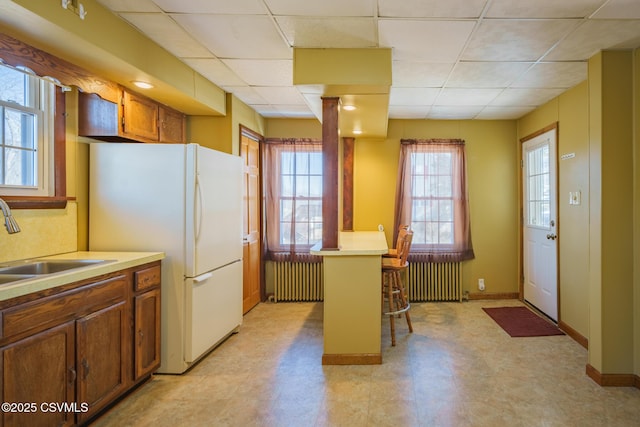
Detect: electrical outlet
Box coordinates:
(478, 278, 485, 291)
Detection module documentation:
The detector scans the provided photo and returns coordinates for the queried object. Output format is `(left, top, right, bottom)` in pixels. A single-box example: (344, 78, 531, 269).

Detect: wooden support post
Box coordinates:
(342, 137, 355, 231)
(322, 97, 340, 250)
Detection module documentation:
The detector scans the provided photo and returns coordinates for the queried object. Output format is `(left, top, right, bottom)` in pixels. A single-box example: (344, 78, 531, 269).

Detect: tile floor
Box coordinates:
(93, 300, 640, 426)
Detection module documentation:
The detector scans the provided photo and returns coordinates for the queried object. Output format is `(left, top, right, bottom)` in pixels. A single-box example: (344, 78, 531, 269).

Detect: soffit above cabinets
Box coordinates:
(93, 0, 640, 125)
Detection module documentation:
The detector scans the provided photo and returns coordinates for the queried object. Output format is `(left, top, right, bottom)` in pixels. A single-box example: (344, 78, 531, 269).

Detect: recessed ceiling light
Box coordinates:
(342, 105, 356, 111)
(132, 81, 154, 89)
(353, 129, 363, 135)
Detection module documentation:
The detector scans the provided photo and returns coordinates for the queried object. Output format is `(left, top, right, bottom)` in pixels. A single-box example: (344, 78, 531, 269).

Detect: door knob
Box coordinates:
(546, 233, 557, 240)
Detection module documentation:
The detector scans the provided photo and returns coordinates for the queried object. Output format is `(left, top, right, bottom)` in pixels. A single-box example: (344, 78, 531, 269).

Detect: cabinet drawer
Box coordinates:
(1, 275, 128, 341)
(135, 265, 161, 291)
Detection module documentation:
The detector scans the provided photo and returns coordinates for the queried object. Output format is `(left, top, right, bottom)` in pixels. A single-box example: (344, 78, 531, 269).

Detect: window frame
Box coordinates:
(0, 85, 66, 209)
(409, 150, 456, 247)
(277, 147, 323, 248)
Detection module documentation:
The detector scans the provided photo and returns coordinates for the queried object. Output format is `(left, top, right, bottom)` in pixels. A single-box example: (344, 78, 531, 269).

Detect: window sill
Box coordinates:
(1, 196, 73, 210)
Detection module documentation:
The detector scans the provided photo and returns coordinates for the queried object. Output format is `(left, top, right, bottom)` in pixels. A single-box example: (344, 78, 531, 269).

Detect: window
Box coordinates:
(394, 139, 474, 263)
(263, 139, 323, 262)
(279, 149, 323, 246)
(526, 144, 550, 227)
(410, 151, 454, 245)
(0, 63, 54, 197)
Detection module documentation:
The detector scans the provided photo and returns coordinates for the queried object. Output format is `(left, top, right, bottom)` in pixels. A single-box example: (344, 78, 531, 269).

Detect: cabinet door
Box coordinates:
(122, 91, 159, 141)
(76, 301, 128, 424)
(159, 106, 185, 144)
(2, 322, 75, 427)
(134, 288, 161, 380)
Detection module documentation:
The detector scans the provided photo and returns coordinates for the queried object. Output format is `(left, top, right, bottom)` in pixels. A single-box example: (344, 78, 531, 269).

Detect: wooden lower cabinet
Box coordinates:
(1, 322, 76, 427)
(76, 301, 128, 424)
(134, 288, 160, 380)
(0, 261, 161, 427)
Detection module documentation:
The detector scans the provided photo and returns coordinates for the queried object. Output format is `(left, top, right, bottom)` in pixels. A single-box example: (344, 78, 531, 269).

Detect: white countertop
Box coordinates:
(0, 251, 164, 302)
(310, 231, 388, 256)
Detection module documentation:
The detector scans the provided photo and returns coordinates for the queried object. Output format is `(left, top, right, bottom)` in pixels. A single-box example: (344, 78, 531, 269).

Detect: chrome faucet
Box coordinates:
(0, 197, 20, 234)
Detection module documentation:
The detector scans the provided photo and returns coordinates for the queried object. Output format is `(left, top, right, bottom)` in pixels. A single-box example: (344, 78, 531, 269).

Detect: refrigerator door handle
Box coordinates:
(192, 271, 213, 283)
(194, 173, 203, 241)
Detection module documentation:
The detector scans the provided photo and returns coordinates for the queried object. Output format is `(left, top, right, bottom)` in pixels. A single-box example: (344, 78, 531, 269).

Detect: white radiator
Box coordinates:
(408, 262, 462, 302)
(273, 261, 324, 302)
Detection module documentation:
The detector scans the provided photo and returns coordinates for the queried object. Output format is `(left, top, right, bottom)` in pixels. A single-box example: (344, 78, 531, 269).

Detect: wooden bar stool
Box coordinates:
(381, 230, 413, 346)
(382, 224, 409, 258)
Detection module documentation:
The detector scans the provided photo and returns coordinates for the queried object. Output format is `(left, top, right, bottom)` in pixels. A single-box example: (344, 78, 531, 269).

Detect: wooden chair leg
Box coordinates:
(387, 273, 396, 346)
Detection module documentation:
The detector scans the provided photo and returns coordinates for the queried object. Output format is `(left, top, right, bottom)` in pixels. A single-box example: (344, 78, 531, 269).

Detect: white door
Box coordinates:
(522, 128, 558, 321)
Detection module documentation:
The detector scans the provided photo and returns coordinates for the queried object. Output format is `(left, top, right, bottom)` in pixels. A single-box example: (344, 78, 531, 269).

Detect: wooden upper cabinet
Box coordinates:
(122, 91, 159, 141)
(78, 88, 186, 144)
(159, 105, 186, 144)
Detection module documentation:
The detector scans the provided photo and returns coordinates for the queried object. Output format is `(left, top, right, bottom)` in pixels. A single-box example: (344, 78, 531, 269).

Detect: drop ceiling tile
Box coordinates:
(589, 0, 640, 19)
(273, 104, 316, 117)
(379, 20, 476, 61)
(389, 87, 440, 106)
(97, 0, 161, 12)
(427, 106, 484, 119)
(171, 14, 291, 59)
(151, 0, 267, 14)
(222, 59, 292, 86)
(511, 62, 587, 88)
(182, 58, 246, 86)
(264, 0, 375, 17)
(378, 0, 487, 18)
(222, 86, 268, 105)
(490, 88, 566, 106)
(388, 105, 430, 119)
(545, 20, 640, 60)
(392, 62, 454, 87)
(275, 16, 376, 48)
(475, 106, 536, 120)
(446, 62, 532, 88)
(462, 19, 579, 61)
(435, 88, 502, 106)
(118, 13, 213, 58)
(251, 104, 282, 117)
(486, 0, 603, 18)
(252, 86, 307, 105)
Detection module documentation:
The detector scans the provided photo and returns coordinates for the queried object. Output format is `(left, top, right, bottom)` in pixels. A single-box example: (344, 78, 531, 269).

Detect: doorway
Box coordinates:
(521, 124, 559, 321)
(240, 126, 262, 314)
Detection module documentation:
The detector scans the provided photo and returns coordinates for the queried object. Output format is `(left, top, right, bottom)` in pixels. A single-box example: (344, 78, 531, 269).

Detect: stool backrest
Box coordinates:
(397, 230, 414, 265)
(394, 225, 410, 257)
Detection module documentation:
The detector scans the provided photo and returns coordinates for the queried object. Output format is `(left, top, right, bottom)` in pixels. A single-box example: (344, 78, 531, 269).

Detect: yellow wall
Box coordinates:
(265, 118, 520, 296)
(517, 81, 591, 339)
(190, 94, 265, 155)
(591, 51, 635, 373)
(634, 49, 640, 377)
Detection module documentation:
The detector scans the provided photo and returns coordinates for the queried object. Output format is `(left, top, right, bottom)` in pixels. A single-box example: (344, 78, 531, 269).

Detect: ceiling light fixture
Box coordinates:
(132, 81, 154, 89)
(342, 105, 356, 111)
(353, 129, 363, 135)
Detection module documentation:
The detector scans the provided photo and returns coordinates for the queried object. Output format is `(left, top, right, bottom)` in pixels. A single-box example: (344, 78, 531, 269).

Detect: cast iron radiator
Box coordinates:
(273, 261, 324, 302)
(407, 261, 462, 302)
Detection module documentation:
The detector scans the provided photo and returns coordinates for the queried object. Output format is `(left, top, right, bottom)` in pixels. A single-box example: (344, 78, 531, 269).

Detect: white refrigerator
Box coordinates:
(89, 143, 243, 374)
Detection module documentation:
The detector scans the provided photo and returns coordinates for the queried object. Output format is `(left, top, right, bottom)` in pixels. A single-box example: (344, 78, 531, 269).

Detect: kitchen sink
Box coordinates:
(0, 259, 111, 276)
(0, 274, 36, 285)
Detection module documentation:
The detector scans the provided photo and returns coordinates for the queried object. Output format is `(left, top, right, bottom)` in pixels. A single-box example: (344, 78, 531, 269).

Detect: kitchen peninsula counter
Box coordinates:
(311, 231, 388, 364)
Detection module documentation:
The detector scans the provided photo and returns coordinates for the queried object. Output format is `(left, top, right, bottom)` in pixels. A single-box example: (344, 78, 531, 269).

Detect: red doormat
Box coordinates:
(482, 306, 565, 337)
